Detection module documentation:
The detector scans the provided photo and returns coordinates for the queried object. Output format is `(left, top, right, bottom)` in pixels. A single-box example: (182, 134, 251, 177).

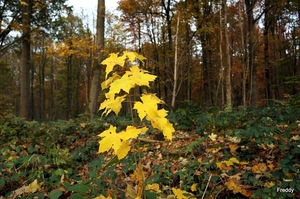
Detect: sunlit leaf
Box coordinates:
(27, 179, 41, 193)
(102, 53, 126, 78)
(224, 157, 240, 166)
(118, 126, 148, 140)
(225, 179, 242, 194)
(101, 73, 121, 90)
(125, 184, 136, 199)
(251, 163, 267, 174)
(124, 51, 147, 62)
(21, 1, 28, 6)
(208, 133, 217, 141)
(127, 66, 156, 87)
(145, 183, 161, 193)
(98, 125, 121, 153)
(99, 95, 126, 116)
(134, 163, 144, 198)
(171, 188, 196, 199)
(190, 183, 197, 192)
(291, 135, 300, 141)
(116, 140, 131, 160)
(268, 163, 275, 170)
(229, 144, 239, 154)
(98, 125, 147, 160)
(264, 181, 275, 188)
(133, 94, 174, 140)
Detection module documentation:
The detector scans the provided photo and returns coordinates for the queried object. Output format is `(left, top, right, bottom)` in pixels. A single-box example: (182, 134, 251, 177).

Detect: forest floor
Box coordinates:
(1, 105, 300, 198)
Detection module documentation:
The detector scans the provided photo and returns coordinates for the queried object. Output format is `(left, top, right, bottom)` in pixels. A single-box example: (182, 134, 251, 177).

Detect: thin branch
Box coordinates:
(201, 173, 212, 199)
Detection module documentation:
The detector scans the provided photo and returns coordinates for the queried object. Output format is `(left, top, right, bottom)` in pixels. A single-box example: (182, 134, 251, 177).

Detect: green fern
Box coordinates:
(185, 137, 205, 155)
(48, 144, 72, 167)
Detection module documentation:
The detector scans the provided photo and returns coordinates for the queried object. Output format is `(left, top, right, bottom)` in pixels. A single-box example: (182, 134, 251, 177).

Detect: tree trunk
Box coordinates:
(216, 0, 224, 106)
(223, 0, 232, 110)
(185, 0, 192, 101)
(171, 13, 180, 107)
(196, 0, 213, 106)
(89, 0, 105, 119)
(41, 47, 46, 119)
(20, 0, 32, 120)
(238, 1, 247, 107)
(264, 0, 271, 105)
(245, 0, 257, 107)
(161, 0, 173, 105)
(66, 55, 72, 119)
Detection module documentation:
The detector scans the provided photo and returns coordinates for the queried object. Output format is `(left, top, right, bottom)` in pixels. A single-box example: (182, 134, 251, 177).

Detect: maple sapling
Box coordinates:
(97, 51, 175, 160)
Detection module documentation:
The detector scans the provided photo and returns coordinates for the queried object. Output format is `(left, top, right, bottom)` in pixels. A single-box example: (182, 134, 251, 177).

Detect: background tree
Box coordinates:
(89, 0, 105, 119)
(14, 0, 71, 119)
(223, 0, 232, 110)
(19, 0, 33, 119)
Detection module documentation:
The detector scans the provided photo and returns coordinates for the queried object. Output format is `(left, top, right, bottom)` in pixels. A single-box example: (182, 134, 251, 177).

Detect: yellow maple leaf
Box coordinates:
(26, 179, 41, 193)
(241, 189, 252, 197)
(119, 126, 148, 140)
(127, 66, 156, 87)
(21, 1, 28, 6)
(216, 162, 233, 172)
(228, 136, 241, 143)
(124, 51, 147, 62)
(197, 157, 202, 164)
(102, 53, 126, 78)
(239, 161, 249, 165)
(133, 94, 174, 140)
(172, 188, 196, 199)
(125, 184, 137, 199)
(98, 125, 147, 159)
(162, 120, 175, 140)
(229, 144, 239, 154)
(208, 133, 217, 141)
(108, 76, 134, 94)
(190, 183, 197, 192)
(134, 94, 162, 120)
(213, 146, 222, 153)
(291, 135, 300, 141)
(116, 140, 131, 159)
(157, 109, 168, 118)
(225, 179, 242, 194)
(268, 163, 275, 170)
(134, 163, 144, 198)
(224, 157, 240, 166)
(251, 163, 267, 174)
(98, 125, 121, 153)
(134, 101, 147, 120)
(145, 183, 161, 193)
(101, 73, 121, 90)
(264, 181, 275, 188)
(80, 122, 86, 128)
(142, 93, 162, 108)
(99, 95, 126, 116)
(7, 156, 13, 161)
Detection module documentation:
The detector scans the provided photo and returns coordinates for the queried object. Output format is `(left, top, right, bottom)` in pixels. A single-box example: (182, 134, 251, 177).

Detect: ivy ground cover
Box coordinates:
(0, 105, 300, 198)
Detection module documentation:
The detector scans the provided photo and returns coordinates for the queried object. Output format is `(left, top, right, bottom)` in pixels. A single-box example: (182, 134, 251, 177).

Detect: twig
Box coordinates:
(215, 187, 225, 199)
(201, 173, 212, 199)
(137, 137, 165, 143)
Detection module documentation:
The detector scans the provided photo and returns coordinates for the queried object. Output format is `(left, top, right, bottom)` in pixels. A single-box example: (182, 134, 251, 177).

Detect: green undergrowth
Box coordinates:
(1, 103, 300, 198)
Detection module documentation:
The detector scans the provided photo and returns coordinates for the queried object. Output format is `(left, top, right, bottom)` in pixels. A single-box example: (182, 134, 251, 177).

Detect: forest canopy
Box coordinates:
(0, 0, 299, 120)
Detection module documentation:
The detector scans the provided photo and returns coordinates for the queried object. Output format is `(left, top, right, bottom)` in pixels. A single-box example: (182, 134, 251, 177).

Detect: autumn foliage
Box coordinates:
(98, 51, 174, 159)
